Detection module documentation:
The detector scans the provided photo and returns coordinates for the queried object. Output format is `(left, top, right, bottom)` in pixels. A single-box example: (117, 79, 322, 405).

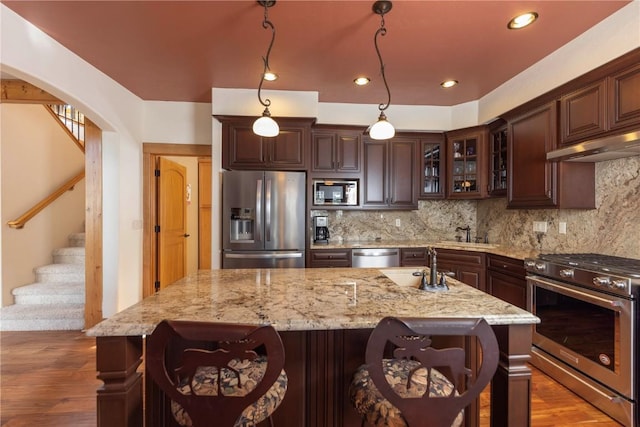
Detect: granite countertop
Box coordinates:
(310, 240, 538, 260)
(87, 267, 538, 337)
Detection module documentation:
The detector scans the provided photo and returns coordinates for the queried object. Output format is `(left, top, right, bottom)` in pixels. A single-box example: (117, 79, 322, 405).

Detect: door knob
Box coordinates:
(183, 233, 190, 238)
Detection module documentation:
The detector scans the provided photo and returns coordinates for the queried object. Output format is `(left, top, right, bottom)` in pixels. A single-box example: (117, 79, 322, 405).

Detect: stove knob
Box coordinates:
(610, 280, 627, 291)
(534, 262, 546, 272)
(559, 269, 574, 278)
(592, 276, 611, 287)
(524, 260, 536, 268)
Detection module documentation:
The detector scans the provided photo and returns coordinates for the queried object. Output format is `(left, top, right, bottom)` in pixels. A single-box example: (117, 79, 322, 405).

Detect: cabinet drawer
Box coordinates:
(487, 255, 525, 277)
(400, 248, 428, 266)
(309, 249, 351, 268)
(436, 249, 485, 266)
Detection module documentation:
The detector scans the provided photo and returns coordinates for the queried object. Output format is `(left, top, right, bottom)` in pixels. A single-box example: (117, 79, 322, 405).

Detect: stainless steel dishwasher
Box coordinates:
(351, 248, 400, 268)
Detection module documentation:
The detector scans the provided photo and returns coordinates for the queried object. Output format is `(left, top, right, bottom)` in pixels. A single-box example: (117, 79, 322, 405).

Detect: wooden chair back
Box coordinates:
(146, 320, 285, 427)
(365, 317, 499, 427)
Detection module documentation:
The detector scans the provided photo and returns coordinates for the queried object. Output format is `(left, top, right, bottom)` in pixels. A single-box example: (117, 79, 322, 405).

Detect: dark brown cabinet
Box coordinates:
(488, 121, 508, 196)
(507, 101, 595, 209)
(400, 247, 428, 267)
(560, 79, 607, 145)
(608, 62, 640, 131)
(419, 134, 446, 199)
(445, 126, 488, 199)
(311, 127, 361, 174)
(362, 136, 418, 210)
(309, 249, 351, 268)
(218, 116, 313, 170)
(487, 254, 527, 310)
(434, 249, 486, 292)
(560, 60, 640, 145)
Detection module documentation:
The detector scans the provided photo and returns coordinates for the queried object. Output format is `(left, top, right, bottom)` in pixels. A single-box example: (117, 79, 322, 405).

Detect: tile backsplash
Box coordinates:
(312, 156, 640, 259)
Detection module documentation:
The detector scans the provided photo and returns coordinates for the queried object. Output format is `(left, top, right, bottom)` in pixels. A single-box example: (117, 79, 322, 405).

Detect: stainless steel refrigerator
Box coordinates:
(222, 171, 306, 268)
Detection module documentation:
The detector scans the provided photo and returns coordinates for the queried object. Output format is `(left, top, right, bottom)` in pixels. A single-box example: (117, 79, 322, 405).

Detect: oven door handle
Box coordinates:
(527, 275, 631, 313)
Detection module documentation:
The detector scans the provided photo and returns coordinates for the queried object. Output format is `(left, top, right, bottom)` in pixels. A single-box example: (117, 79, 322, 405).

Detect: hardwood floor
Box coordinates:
(0, 331, 622, 426)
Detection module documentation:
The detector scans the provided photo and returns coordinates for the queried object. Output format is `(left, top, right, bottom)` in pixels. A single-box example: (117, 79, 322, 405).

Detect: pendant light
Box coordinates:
(368, 0, 395, 140)
(253, 0, 279, 138)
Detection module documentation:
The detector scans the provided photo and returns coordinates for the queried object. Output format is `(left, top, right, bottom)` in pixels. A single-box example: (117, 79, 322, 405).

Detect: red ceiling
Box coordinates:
(2, 1, 631, 106)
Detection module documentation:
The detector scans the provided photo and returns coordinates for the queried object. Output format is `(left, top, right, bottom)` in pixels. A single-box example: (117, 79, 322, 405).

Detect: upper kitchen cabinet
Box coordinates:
(362, 135, 418, 210)
(488, 120, 508, 197)
(418, 133, 446, 200)
(560, 79, 607, 145)
(560, 51, 640, 146)
(445, 126, 488, 199)
(608, 62, 640, 131)
(507, 101, 595, 209)
(310, 126, 361, 174)
(217, 116, 313, 170)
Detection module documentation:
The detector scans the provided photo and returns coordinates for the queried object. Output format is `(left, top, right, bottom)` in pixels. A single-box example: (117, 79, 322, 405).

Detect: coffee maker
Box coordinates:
(313, 216, 330, 244)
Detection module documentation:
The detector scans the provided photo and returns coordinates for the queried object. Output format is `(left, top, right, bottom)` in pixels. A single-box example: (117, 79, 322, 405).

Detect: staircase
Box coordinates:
(0, 233, 85, 331)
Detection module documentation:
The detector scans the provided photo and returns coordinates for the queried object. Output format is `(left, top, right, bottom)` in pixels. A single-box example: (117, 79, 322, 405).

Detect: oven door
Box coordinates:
(527, 275, 634, 399)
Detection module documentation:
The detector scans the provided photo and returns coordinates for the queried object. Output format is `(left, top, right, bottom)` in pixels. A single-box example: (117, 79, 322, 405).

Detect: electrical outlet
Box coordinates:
(395, 218, 401, 227)
(559, 222, 567, 234)
(533, 221, 547, 233)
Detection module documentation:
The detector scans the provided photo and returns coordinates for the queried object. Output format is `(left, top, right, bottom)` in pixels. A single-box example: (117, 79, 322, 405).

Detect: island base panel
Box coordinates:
(490, 324, 533, 427)
(96, 324, 532, 426)
(96, 336, 143, 427)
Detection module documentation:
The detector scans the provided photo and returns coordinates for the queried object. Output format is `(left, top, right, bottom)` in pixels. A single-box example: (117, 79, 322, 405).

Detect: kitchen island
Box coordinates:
(87, 268, 539, 427)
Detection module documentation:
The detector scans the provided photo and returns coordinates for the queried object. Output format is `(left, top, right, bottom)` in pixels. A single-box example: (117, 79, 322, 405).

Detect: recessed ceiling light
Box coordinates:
(263, 72, 278, 81)
(354, 76, 371, 86)
(508, 12, 538, 29)
(441, 80, 458, 88)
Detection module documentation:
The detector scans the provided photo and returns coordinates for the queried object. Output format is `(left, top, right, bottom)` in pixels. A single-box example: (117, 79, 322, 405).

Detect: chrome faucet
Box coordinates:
(455, 225, 471, 243)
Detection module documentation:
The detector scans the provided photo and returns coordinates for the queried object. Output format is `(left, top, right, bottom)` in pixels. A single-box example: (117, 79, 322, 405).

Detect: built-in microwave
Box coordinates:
(312, 179, 358, 206)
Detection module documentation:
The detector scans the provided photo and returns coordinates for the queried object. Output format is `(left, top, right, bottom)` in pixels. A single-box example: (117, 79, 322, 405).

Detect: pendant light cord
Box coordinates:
(257, 2, 276, 109)
(374, 14, 390, 113)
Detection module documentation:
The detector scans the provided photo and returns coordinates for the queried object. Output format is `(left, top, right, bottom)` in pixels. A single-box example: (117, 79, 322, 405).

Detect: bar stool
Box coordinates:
(146, 319, 287, 427)
(349, 317, 498, 427)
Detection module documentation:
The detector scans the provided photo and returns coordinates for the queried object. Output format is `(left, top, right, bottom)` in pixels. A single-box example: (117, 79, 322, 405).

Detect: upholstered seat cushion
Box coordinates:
(349, 359, 464, 427)
(171, 356, 288, 427)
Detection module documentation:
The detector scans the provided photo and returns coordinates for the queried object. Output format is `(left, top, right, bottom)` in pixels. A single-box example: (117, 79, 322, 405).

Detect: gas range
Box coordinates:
(526, 252, 640, 426)
(525, 253, 640, 299)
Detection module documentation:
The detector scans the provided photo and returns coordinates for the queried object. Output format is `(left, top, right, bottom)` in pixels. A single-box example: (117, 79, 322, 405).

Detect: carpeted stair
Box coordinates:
(0, 233, 85, 331)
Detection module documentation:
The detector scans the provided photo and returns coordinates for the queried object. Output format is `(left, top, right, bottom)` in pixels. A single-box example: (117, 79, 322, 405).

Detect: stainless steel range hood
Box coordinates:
(547, 130, 640, 162)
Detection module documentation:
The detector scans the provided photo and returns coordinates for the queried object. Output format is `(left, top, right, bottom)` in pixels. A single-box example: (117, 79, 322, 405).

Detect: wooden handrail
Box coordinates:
(7, 171, 85, 229)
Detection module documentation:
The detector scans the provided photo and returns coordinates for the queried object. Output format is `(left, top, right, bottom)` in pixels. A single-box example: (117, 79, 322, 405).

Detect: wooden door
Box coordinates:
(336, 131, 361, 172)
(311, 131, 336, 172)
(388, 137, 417, 208)
(198, 159, 212, 269)
(508, 101, 558, 208)
(362, 139, 388, 207)
(158, 157, 187, 289)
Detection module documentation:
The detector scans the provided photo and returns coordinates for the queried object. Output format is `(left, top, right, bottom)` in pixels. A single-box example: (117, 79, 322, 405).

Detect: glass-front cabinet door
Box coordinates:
(489, 122, 507, 196)
(419, 134, 445, 199)
(445, 126, 488, 199)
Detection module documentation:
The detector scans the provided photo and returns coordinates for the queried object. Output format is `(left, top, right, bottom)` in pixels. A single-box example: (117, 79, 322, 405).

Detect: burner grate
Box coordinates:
(540, 253, 640, 276)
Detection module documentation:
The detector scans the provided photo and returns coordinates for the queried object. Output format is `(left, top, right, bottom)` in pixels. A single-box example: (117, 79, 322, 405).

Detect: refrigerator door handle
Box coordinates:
(255, 179, 262, 242)
(265, 178, 272, 242)
(225, 252, 303, 259)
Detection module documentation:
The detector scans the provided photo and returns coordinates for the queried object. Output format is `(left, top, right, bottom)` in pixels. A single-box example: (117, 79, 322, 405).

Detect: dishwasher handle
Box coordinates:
(352, 249, 399, 257)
